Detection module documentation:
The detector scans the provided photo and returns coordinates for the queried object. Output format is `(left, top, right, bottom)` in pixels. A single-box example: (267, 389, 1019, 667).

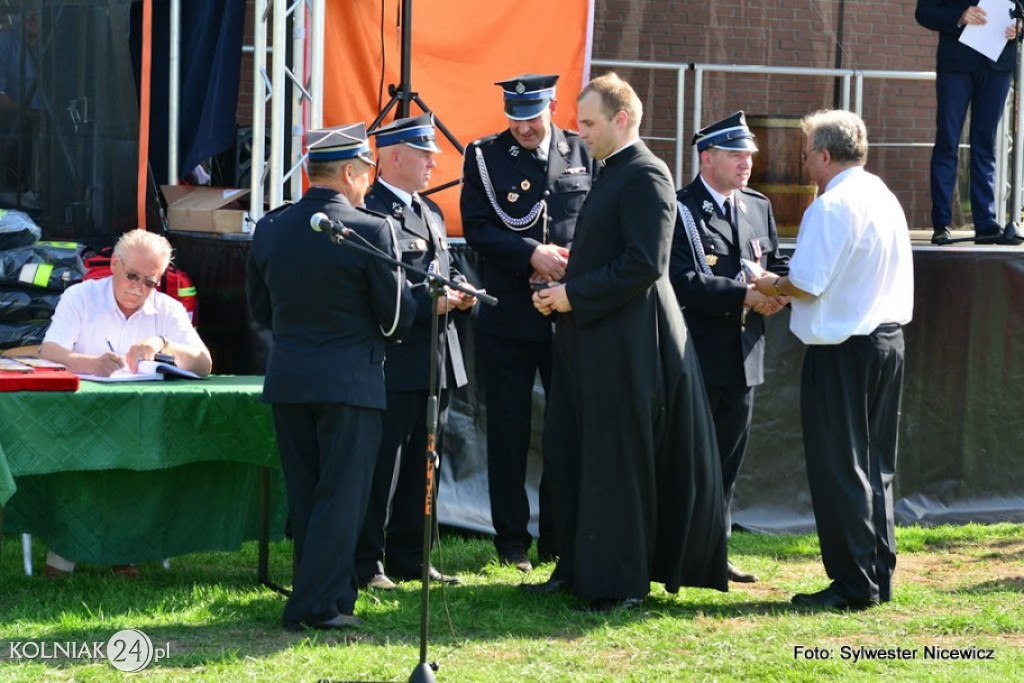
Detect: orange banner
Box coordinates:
(323, 0, 593, 235)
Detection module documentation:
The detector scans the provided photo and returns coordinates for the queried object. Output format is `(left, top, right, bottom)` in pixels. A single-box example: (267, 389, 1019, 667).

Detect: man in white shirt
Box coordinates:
(39, 228, 211, 576)
(755, 109, 913, 610)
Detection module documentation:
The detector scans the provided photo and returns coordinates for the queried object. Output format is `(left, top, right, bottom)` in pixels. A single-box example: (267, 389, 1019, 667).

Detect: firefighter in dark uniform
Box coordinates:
(247, 123, 413, 631)
(356, 113, 476, 590)
(670, 111, 789, 584)
(461, 73, 591, 572)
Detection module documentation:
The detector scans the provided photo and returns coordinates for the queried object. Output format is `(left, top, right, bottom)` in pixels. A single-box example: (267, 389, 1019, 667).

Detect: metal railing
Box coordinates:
(591, 58, 1015, 226)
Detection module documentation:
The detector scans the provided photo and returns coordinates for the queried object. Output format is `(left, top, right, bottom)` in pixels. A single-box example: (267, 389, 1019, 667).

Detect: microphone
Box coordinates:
(310, 212, 352, 239)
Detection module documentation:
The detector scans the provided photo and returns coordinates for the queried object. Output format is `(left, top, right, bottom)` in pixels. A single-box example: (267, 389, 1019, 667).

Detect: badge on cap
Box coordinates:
(507, 192, 519, 203)
(515, 81, 526, 94)
(521, 180, 531, 191)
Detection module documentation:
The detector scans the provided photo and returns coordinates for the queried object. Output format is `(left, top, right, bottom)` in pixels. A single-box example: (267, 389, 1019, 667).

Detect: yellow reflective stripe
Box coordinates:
(37, 240, 79, 249)
(177, 286, 197, 297)
(32, 264, 54, 287)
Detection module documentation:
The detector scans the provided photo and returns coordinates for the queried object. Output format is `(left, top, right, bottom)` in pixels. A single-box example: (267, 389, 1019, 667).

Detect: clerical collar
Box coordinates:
(377, 177, 415, 208)
(698, 175, 734, 213)
(603, 137, 640, 162)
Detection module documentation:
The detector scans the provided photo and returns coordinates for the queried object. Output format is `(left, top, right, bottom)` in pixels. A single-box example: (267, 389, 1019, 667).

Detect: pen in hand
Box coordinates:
(106, 339, 116, 353)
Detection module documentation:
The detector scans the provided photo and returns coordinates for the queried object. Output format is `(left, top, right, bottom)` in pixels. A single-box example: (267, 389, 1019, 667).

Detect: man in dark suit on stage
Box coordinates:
(355, 114, 476, 590)
(671, 111, 789, 584)
(246, 123, 414, 631)
(916, 0, 1020, 245)
(530, 72, 728, 612)
(461, 73, 591, 572)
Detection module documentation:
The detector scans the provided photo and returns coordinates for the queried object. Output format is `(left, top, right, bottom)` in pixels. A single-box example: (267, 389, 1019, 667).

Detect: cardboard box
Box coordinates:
(161, 185, 252, 234)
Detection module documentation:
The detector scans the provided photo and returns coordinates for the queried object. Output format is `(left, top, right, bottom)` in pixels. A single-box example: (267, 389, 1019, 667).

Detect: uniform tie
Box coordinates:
(724, 195, 739, 245)
(411, 196, 424, 219)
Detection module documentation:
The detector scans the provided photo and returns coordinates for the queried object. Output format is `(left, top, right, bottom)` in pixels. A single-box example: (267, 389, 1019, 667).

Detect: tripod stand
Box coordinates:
(368, 0, 463, 195)
(313, 216, 496, 683)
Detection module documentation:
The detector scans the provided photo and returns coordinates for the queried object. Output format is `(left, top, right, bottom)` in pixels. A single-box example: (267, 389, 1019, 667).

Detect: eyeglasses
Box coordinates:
(801, 148, 817, 162)
(123, 268, 160, 289)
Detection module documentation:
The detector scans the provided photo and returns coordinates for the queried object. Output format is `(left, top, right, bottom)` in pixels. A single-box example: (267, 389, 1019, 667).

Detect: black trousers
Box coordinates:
(705, 384, 755, 536)
(273, 402, 380, 624)
(478, 332, 557, 557)
(355, 389, 449, 580)
(800, 324, 904, 604)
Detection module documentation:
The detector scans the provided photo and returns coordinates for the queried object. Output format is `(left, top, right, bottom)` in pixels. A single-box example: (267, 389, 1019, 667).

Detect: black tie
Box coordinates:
(411, 196, 424, 219)
(724, 196, 739, 245)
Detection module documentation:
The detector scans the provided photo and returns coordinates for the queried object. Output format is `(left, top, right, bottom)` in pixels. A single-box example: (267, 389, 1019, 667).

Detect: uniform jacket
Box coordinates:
(246, 187, 414, 407)
(671, 178, 789, 387)
(461, 125, 591, 341)
(916, 0, 1015, 72)
(364, 181, 468, 392)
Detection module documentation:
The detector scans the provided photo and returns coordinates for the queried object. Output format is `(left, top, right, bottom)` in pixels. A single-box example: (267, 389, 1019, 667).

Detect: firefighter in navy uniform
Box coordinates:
(356, 113, 476, 590)
(461, 73, 591, 572)
(247, 122, 414, 631)
(670, 111, 789, 584)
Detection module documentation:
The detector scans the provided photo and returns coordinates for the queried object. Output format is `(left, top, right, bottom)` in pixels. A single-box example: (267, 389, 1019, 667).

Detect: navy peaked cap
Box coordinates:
(495, 73, 559, 120)
(692, 111, 758, 152)
(307, 122, 376, 165)
(371, 113, 441, 153)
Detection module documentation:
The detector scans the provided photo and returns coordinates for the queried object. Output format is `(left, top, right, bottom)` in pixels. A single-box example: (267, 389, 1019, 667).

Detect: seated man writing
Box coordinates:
(38, 228, 212, 576)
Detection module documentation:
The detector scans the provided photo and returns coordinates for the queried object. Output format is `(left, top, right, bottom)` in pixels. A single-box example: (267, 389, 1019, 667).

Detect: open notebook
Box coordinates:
(79, 360, 203, 383)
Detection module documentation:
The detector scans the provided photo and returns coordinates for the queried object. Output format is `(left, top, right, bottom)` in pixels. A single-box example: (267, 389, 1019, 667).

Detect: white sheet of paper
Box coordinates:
(959, 0, 1015, 62)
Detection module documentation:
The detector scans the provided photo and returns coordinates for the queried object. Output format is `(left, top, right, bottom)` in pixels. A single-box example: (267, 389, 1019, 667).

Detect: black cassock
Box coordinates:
(544, 142, 729, 601)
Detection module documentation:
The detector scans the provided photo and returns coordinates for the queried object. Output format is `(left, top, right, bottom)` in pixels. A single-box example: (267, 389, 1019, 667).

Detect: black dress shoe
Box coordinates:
(391, 566, 462, 585)
(499, 550, 533, 573)
(521, 577, 571, 594)
(573, 596, 643, 613)
(975, 229, 1024, 245)
(791, 587, 878, 611)
(361, 573, 397, 591)
(931, 227, 953, 245)
(284, 613, 364, 631)
(727, 561, 758, 583)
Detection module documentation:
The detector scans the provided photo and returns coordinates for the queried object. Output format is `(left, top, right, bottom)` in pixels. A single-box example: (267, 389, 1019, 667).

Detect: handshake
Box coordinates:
(742, 260, 788, 317)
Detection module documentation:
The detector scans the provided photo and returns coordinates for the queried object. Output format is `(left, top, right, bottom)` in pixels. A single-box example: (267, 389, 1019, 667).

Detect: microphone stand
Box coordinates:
(317, 223, 495, 683)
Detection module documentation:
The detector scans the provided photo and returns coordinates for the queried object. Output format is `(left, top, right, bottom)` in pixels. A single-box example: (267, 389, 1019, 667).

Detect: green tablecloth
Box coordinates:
(0, 376, 287, 564)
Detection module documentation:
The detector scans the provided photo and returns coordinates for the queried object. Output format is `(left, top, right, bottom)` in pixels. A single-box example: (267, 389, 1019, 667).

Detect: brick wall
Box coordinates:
(592, 0, 944, 228)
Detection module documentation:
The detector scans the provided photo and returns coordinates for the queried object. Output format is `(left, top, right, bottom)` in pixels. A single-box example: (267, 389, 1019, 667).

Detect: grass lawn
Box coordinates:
(1, 523, 1022, 681)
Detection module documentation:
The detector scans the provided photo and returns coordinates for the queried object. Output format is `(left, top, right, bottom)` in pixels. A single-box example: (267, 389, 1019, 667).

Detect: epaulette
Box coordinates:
(357, 205, 389, 219)
(263, 202, 292, 217)
(469, 131, 502, 149)
(739, 186, 770, 202)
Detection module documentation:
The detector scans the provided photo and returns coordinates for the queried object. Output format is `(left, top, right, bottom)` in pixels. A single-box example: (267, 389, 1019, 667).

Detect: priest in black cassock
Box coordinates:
(529, 73, 729, 612)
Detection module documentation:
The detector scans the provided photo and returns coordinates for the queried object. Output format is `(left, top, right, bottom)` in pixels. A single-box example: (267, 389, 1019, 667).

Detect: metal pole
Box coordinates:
(290, 1, 305, 200)
(250, 0, 268, 221)
(168, 0, 180, 184)
(269, 0, 287, 210)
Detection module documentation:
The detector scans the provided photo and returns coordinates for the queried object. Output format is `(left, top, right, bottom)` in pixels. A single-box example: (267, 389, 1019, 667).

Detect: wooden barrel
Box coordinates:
(746, 116, 818, 237)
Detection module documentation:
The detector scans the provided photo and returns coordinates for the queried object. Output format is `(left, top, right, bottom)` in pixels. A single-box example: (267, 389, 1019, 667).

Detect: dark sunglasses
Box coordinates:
(123, 268, 160, 289)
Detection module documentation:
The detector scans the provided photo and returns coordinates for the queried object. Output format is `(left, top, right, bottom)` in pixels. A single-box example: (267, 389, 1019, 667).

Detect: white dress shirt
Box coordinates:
(788, 166, 914, 345)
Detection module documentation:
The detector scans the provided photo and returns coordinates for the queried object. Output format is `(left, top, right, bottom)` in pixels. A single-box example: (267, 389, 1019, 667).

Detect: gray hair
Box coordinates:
(114, 229, 173, 270)
(800, 109, 868, 164)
